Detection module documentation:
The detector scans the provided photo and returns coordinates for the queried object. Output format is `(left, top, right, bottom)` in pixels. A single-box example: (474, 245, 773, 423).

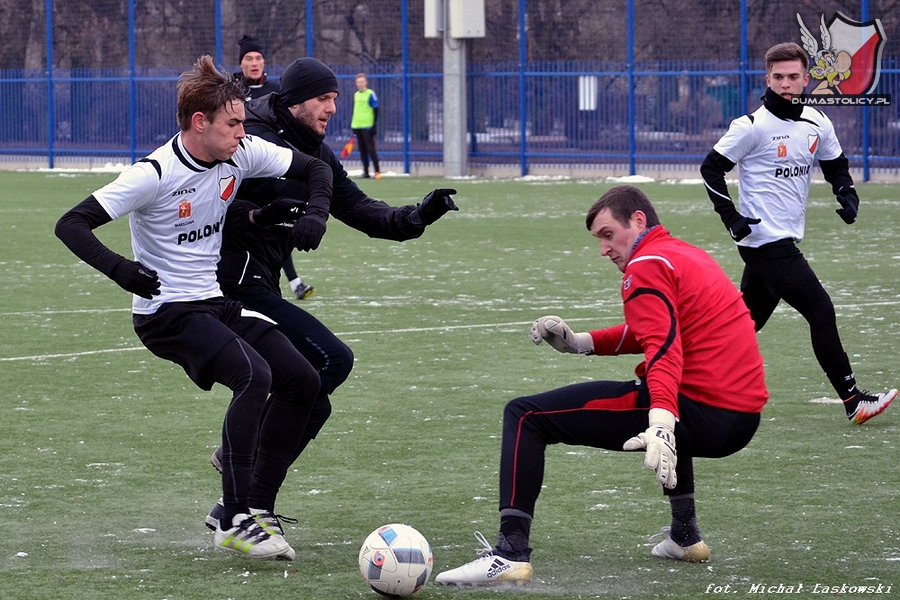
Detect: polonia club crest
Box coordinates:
(218, 175, 236, 201)
(808, 134, 819, 154)
(797, 12, 886, 96)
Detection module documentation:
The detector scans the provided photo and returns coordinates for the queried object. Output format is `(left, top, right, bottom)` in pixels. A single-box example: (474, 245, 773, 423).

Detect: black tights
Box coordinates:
(738, 241, 854, 396)
(212, 329, 320, 520)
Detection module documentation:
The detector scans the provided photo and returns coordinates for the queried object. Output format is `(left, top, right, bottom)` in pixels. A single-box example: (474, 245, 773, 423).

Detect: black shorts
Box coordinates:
(737, 238, 819, 297)
(132, 297, 278, 390)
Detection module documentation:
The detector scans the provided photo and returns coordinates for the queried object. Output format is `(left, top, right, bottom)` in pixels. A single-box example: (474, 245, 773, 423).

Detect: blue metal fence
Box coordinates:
(2, 58, 898, 178)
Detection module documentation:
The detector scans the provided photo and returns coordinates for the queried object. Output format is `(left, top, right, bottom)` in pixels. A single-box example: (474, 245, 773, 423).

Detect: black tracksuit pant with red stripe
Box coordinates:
(499, 379, 760, 515)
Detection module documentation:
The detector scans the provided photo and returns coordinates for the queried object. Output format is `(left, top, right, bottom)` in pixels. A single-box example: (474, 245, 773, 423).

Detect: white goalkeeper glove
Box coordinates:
(623, 407, 678, 489)
(530, 315, 593, 355)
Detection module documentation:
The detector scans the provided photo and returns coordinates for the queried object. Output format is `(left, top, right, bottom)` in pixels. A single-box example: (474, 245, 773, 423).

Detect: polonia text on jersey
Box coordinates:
(177, 214, 225, 245)
(774, 165, 810, 178)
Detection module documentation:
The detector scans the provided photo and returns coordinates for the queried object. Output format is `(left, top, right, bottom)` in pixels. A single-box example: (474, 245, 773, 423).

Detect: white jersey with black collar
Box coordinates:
(713, 104, 843, 247)
(92, 133, 293, 314)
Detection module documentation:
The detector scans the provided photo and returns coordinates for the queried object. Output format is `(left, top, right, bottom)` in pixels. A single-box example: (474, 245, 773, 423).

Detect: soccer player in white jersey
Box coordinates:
(701, 42, 896, 424)
(55, 55, 334, 560)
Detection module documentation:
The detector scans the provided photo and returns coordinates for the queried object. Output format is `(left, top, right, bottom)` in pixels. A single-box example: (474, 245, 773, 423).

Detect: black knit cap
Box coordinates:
(238, 35, 265, 62)
(279, 57, 339, 106)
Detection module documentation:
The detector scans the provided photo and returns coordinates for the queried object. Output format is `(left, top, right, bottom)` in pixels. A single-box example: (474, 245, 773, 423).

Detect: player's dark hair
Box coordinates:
(585, 185, 661, 230)
(176, 55, 246, 131)
(765, 42, 809, 73)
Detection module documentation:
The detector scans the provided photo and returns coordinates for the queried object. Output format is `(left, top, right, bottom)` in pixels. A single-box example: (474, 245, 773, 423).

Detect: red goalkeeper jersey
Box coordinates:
(589, 226, 767, 418)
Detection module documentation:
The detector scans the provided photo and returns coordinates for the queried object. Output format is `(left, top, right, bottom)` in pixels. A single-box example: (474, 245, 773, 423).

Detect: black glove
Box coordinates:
(415, 188, 458, 226)
(251, 198, 307, 227)
(292, 214, 327, 252)
(370, 124, 377, 136)
(110, 259, 160, 299)
(835, 186, 859, 224)
(723, 212, 761, 242)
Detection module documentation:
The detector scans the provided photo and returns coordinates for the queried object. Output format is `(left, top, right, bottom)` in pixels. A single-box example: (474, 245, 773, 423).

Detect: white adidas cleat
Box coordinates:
(250, 509, 297, 561)
(214, 513, 292, 560)
(435, 532, 533, 587)
(649, 527, 710, 563)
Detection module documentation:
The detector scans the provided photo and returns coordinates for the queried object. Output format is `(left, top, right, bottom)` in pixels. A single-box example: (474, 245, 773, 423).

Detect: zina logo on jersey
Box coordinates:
(218, 175, 236, 201)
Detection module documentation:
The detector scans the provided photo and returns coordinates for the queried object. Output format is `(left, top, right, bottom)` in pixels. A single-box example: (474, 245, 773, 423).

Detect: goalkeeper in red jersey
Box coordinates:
(436, 185, 768, 586)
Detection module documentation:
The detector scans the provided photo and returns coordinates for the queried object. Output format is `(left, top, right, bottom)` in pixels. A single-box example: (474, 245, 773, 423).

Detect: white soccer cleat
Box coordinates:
(435, 532, 533, 587)
(648, 528, 710, 563)
(250, 509, 297, 561)
(214, 513, 293, 560)
(848, 388, 897, 425)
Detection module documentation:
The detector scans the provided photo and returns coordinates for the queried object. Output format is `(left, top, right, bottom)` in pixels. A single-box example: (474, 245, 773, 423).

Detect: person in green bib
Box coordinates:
(351, 73, 381, 179)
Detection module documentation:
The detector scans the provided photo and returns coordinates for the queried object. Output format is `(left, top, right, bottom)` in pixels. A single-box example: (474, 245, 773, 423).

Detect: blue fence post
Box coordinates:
(401, 0, 410, 173)
(214, 0, 222, 66)
(129, 0, 137, 164)
(518, 0, 527, 177)
(627, 0, 635, 176)
(306, 0, 314, 57)
(740, 0, 748, 116)
(861, 0, 870, 181)
(45, 0, 54, 169)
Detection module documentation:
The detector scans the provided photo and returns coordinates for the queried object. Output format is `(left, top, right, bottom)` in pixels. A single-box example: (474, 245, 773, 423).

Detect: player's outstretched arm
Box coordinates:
(411, 188, 458, 226)
(531, 315, 594, 355)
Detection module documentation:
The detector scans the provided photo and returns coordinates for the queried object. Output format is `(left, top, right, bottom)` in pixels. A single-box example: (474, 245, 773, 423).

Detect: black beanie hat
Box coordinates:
(279, 57, 339, 106)
(238, 35, 265, 62)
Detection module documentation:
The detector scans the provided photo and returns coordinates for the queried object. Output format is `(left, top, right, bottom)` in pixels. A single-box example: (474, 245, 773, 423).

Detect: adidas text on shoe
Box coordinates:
(435, 532, 532, 587)
(214, 513, 292, 560)
(848, 389, 897, 425)
(650, 536, 710, 563)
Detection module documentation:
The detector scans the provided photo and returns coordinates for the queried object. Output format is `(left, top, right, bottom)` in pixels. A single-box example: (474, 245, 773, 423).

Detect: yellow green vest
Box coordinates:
(352, 89, 377, 128)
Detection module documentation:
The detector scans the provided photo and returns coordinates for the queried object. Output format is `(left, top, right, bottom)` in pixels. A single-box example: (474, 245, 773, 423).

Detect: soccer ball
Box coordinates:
(358, 523, 433, 598)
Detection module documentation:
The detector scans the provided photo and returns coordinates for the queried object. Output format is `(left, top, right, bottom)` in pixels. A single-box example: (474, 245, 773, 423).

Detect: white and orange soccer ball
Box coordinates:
(358, 524, 433, 598)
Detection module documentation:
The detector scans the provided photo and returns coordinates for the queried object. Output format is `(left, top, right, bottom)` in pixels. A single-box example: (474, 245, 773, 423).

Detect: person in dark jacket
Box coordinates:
(208, 57, 458, 526)
(234, 35, 313, 299)
(234, 35, 279, 100)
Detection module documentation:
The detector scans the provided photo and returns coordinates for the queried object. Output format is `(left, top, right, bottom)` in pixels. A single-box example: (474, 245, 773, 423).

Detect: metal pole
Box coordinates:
(518, 0, 527, 176)
(401, 0, 411, 173)
(861, 0, 870, 181)
(129, 0, 137, 163)
(443, 35, 467, 177)
(740, 0, 748, 115)
(214, 0, 222, 66)
(306, 0, 315, 57)
(627, 0, 635, 175)
(45, 0, 54, 168)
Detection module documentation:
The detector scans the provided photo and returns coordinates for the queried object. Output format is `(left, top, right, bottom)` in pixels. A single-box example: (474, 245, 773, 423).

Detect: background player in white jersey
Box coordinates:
(700, 42, 896, 425)
(55, 55, 334, 560)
